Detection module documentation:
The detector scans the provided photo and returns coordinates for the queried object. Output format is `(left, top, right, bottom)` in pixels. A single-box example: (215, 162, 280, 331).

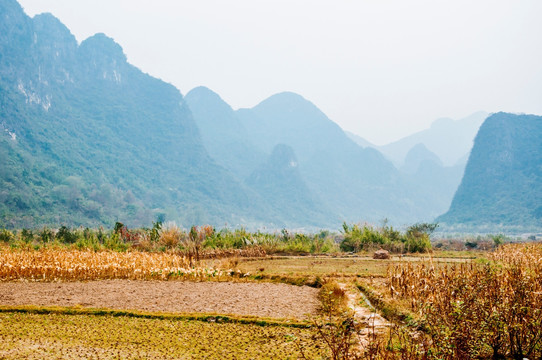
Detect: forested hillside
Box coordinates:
(3, 0, 540, 231)
(438, 112, 542, 230)
(0, 0, 275, 228)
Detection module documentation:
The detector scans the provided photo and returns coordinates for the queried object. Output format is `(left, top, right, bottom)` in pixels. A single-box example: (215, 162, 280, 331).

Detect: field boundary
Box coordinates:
(355, 281, 415, 325)
(0, 305, 311, 328)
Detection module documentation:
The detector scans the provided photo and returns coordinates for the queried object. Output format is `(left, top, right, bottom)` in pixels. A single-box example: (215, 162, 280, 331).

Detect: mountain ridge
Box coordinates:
(3, 0, 540, 232)
(0, 3, 276, 229)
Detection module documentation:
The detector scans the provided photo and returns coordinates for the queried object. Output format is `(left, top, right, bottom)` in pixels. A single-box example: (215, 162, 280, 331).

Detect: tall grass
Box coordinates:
(0, 225, 339, 255)
(388, 243, 542, 359)
(1, 221, 443, 256)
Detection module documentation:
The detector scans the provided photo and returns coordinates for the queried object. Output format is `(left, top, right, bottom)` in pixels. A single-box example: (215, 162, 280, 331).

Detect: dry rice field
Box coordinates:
(0, 280, 319, 319)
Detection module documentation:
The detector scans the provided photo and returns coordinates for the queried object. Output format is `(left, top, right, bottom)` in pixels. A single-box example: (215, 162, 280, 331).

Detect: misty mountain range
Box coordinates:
(348, 111, 488, 168)
(1, 0, 541, 232)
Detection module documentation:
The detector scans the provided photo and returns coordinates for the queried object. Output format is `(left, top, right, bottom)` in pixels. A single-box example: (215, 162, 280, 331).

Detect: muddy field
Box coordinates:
(0, 280, 319, 319)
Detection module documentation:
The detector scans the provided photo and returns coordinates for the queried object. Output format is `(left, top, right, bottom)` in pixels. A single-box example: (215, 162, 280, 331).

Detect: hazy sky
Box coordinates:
(18, 0, 542, 145)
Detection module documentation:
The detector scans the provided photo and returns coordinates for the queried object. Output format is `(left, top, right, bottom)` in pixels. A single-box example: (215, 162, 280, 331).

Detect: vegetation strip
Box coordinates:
(355, 281, 414, 325)
(0, 305, 311, 328)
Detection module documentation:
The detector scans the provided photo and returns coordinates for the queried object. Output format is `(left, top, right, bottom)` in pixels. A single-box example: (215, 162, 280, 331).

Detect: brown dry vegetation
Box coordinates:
(387, 243, 542, 359)
(0, 248, 241, 281)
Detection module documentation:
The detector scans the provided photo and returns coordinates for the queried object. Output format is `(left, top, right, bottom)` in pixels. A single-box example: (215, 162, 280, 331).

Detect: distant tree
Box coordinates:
(406, 223, 439, 238)
(490, 234, 505, 247)
(56, 226, 77, 244)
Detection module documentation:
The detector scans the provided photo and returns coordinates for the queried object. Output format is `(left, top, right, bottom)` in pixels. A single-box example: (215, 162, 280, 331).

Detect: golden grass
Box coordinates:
(0, 248, 244, 281)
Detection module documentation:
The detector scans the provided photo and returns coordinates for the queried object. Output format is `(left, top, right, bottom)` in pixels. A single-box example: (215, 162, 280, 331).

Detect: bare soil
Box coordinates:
(0, 280, 319, 319)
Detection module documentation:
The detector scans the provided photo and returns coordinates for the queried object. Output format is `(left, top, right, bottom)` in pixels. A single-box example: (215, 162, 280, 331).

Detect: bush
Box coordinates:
(340, 223, 387, 252)
(340, 222, 434, 253)
(103, 233, 129, 251)
(0, 229, 15, 243)
(159, 225, 183, 249)
(39, 227, 54, 243)
(55, 226, 78, 244)
(21, 229, 34, 243)
(318, 281, 348, 316)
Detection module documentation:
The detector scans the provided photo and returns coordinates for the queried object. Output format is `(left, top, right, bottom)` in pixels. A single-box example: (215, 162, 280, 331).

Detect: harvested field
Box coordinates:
(0, 280, 319, 319)
(0, 312, 326, 359)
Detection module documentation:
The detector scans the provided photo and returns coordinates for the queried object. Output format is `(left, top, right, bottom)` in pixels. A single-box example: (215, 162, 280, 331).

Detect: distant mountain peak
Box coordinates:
(79, 33, 126, 63)
(438, 112, 542, 230)
(78, 33, 127, 82)
(247, 144, 299, 183)
(185, 86, 233, 112)
(406, 143, 440, 160)
(249, 144, 300, 177)
(33, 12, 69, 31)
(32, 13, 77, 52)
(0, 0, 24, 18)
(255, 91, 315, 111)
(187, 85, 219, 97)
(430, 117, 454, 129)
(246, 91, 334, 135)
(267, 91, 305, 100)
(379, 111, 488, 167)
(402, 143, 443, 174)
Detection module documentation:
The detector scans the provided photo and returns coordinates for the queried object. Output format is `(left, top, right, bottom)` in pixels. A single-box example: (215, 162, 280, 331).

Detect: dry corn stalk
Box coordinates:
(0, 248, 234, 281)
(387, 243, 542, 359)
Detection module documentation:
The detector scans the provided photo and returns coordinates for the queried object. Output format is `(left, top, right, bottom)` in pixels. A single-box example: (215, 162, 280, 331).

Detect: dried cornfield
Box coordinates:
(387, 243, 542, 359)
(0, 248, 240, 281)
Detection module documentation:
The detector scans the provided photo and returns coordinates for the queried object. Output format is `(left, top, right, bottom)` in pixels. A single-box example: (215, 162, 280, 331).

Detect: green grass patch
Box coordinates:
(355, 281, 416, 326)
(0, 305, 310, 328)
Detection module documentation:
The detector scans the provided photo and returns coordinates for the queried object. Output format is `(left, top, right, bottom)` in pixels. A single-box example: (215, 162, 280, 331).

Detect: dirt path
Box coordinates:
(339, 282, 389, 332)
(0, 280, 319, 320)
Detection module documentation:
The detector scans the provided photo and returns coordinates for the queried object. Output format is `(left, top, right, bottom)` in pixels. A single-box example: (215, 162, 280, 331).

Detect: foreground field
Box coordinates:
(0, 280, 319, 319)
(1, 244, 539, 359)
(0, 312, 325, 359)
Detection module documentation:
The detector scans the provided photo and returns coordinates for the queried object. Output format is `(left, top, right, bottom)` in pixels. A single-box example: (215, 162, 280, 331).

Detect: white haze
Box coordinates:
(18, 0, 542, 145)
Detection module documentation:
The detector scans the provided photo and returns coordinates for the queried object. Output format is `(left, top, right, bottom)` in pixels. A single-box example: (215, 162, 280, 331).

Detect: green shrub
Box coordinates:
(0, 228, 15, 243)
(55, 226, 78, 244)
(340, 222, 435, 253)
(103, 233, 129, 251)
(39, 227, 54, 243)
(21, 229, 34, 243)
(340, 223, 388, 252)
